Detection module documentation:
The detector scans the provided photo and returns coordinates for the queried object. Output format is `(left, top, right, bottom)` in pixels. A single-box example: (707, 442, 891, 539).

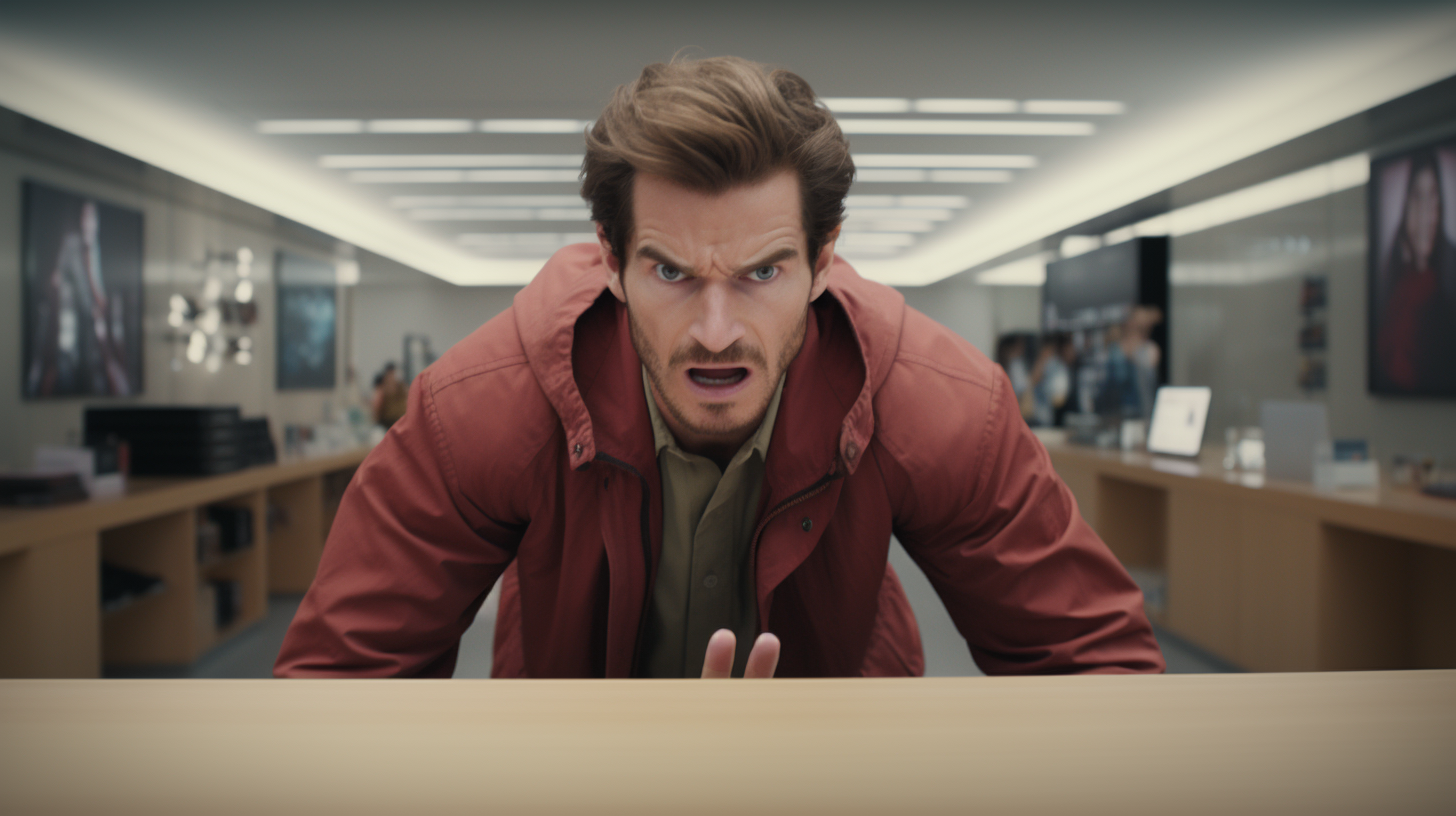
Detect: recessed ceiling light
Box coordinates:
(366, 119, 474, 133)
(912, 99, 1018, 114)
(821, 98, 911, 113)
(322, 154, 583, 168)
(854, 154, 1037, 169)
(348, 169, 581, 183)
(1022, 100, 1126, 115)
(389, 195, 585, 208)
(478, 119, 592, 133)
(837, 119, 1094, 136)
(256, 119, 364, 134)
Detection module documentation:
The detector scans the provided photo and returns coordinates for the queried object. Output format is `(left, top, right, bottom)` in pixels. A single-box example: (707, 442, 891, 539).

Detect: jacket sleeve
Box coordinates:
(885, 355, 1165, 675)
(274, 364, 528, 678)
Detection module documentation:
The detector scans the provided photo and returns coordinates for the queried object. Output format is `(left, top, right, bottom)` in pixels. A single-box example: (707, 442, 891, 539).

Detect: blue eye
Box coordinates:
(654, 263, 682, 282)
(750, 266, 779, 282)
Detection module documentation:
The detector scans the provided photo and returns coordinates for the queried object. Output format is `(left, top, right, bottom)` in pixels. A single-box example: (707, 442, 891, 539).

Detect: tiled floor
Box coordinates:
(110, 538, 1233, 678)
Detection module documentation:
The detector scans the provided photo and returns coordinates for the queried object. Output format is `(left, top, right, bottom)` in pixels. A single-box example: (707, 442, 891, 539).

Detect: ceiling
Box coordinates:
(2, 1, 1455, 285)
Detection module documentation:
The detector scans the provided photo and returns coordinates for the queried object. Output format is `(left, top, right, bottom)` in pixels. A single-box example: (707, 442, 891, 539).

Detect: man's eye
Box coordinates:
(749, 266, 779, 282)
(654, 263, 682, 282)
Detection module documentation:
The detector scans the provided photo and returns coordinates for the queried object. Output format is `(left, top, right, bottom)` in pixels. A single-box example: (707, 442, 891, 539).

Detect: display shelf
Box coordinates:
(0, 448, 369, 677)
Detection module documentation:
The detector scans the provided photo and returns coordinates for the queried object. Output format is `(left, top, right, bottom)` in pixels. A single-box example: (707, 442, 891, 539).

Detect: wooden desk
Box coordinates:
(2, 672, 1452, 814)
(1044, 441, 1456, 672)
(0, 449, 368, 678)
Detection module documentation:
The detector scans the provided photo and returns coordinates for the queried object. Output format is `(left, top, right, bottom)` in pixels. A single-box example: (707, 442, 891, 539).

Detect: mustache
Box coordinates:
(669, 341, 767, 369)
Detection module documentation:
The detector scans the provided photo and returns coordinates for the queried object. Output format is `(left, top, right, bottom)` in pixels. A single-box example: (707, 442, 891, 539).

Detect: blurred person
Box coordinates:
(26, 201, 132, 396)
(278, 57, 1163, 680)
(370, 362, 408, 429)
(995, 333, 1034, 420)
(1030, 332, 1077, 427)
(1375, 150, 1456, 393)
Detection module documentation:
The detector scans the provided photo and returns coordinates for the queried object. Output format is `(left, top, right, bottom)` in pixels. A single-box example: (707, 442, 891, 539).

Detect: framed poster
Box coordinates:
(1368, 137, 1456, 396)
(21, 180, 145, 398)
(275, 252, 337, 390)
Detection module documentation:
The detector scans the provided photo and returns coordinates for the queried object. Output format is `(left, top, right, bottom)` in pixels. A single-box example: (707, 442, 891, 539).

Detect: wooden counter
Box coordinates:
(0, 449, 368, 678)
(1045, 441, 1456, 672)
(2, 672, 1452, 815)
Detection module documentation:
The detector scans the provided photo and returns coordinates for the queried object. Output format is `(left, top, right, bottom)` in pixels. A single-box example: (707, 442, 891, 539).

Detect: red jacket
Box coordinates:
(276, 246, 1164, 678)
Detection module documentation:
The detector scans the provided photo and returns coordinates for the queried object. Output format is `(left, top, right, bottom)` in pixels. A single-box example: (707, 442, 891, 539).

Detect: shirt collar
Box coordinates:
(643, 367, 785, 462)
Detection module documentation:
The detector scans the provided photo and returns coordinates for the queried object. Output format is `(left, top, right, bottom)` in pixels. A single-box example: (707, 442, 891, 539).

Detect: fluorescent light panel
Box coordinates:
(976, 253, 1050, 286)
(410, 207, 590, 221)
(1023, 100, 1126, 115)
(367, 119, 473, 133)
(1109, 153, 1370, 241)
(841, 218, 938, 233)
(846, 195, 971, 208)
(389, 195, 584, 208)
(323, 154, 582, 168)
(838, 119, 1093, 136)
(348, 169, 580, 183)
(837, 232, 917, 247)
(821, 98, 911, 113)
(456, 232, 596, 246)
(258, 119, 591, 135)
(844, 207, 955, 221)
(854, 154, 1036, 169)
(479, 119, 591, 133)
(856, 169, 1014, 183)
(913, 99, 1018, 114)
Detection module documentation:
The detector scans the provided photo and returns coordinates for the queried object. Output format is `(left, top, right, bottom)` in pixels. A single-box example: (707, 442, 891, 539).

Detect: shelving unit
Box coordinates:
(0, 449, 366, 678)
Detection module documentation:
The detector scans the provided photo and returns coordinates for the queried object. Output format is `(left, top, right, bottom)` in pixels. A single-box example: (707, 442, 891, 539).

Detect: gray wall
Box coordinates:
(1170, 184, 1456, 463)
(0, 143, 356, 470)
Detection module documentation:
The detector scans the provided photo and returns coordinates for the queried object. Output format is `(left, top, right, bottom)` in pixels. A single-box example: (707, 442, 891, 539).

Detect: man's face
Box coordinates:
(601, 169, 837, 456)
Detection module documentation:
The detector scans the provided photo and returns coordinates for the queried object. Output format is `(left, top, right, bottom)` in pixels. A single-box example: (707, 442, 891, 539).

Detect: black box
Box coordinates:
(84, 406, 246, 475)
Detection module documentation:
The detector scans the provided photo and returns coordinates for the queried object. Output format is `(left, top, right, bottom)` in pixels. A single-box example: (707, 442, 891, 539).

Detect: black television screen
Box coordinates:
(1368, 136, 1456, 397)
(21, 180, 145, 398)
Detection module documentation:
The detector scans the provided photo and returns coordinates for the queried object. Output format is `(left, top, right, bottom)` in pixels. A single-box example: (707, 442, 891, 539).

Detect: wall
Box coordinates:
(895, 272, 1038, 359)
(1170, 184, 1456, 463)
(0, 130, 351, 470)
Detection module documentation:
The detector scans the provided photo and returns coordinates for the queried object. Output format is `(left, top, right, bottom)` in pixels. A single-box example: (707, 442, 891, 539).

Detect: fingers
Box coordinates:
(700, 629, 736, 679)
(743, 633, 781, 679)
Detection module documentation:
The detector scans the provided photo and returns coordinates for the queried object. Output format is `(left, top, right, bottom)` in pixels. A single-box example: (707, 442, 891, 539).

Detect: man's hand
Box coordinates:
(700, 629, 780, 678)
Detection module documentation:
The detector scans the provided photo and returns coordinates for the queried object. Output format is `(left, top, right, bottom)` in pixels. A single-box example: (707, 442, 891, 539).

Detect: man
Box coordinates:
(276, 57, 1164, 679)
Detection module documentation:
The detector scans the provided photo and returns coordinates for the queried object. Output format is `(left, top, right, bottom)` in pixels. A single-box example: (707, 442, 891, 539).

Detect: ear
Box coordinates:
(598, 223, 626, 302)
(809, 225, 840, 301)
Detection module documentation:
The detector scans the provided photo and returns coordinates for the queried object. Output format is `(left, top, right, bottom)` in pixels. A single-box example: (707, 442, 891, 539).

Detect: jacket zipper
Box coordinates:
(592, 452, 655, 677)
(748, 465, 846, 632)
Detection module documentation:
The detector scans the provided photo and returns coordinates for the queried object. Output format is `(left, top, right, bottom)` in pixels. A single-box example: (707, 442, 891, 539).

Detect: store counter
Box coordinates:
(1044, 440, 1456, 672)
(2, 671, 1452, 814)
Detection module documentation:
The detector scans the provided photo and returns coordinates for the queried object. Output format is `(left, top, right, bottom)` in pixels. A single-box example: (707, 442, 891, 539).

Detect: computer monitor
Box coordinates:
(1146, 386, 1212, 457)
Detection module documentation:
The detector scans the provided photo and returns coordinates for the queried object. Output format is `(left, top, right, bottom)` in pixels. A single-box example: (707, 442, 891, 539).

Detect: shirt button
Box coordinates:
(801, 518, 813, 532)
(702, 575, 718, 589)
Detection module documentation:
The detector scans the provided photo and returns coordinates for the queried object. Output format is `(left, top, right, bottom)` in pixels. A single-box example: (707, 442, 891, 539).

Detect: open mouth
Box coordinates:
(688, 367, 748, 386)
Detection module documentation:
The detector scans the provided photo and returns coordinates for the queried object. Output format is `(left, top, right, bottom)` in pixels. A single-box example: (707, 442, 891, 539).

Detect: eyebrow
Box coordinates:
(740, 246, 799, 272)
(633, 244, 801, 276)
(634, 245, 689, 273)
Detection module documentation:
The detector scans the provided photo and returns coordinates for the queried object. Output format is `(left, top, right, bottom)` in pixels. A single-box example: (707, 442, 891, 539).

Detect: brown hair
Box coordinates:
(581, 56, 853, 266)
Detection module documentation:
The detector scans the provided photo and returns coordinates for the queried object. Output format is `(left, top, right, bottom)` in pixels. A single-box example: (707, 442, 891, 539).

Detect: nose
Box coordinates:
(688, 282, 746, 354)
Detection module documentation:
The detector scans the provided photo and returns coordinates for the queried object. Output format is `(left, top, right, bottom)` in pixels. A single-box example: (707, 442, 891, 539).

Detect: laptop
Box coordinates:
(1146, 386, 1213, 458)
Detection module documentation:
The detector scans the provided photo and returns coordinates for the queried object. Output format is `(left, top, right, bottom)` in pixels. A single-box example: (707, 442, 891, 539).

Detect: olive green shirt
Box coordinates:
(640, 369, 784, 678)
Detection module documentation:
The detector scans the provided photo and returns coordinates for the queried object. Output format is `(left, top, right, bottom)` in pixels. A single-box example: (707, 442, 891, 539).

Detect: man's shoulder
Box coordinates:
(869, 306, 1006, 473)
(417, 305, 562, 469)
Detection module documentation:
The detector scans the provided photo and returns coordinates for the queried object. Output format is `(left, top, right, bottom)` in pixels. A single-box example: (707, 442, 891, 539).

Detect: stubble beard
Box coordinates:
(629, 303, 809, 443)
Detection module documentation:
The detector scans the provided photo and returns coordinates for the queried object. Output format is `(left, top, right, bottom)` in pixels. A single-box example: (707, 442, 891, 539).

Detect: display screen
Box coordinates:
(1368, 136, 1456, 397)
(1146, 386, 1212, 457)
(1043, 240, 1140, 332)
(21, 180, 145, 398)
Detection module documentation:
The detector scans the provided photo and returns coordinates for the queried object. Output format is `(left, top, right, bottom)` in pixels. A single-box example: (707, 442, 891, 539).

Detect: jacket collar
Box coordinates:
(512, 244, 905, 481)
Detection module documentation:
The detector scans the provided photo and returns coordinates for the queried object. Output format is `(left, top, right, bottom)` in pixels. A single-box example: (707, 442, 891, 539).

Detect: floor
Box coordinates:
(107, 539, 1235, 679)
